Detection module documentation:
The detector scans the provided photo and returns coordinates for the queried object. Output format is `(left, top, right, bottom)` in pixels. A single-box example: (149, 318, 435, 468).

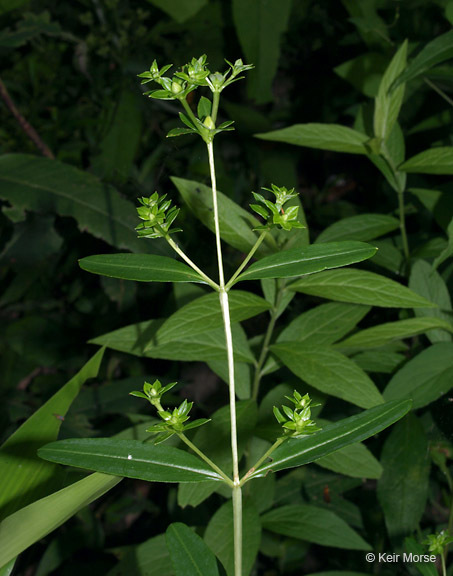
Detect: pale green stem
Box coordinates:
(241, 437, 285, 487)
(397, 191, 410, 261)
(424, 77, 453, 108)
(441, 551, 447, 576)
(207, 138, 242, 576)
(252, 281, 287, 400)
(180, 98, 199, 127)
(178, 433, 234, 486)
(211, 91, 220, 124)
(225, 231, 268, 290)
(164, 233, 220, 291)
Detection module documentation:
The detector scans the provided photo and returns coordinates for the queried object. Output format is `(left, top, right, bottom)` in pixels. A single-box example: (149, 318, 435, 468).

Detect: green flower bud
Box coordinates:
(203, 115, 215, 130)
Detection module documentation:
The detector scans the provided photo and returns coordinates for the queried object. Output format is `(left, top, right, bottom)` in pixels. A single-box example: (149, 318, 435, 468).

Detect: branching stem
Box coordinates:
(178, 433, 234, 486)
(241, 437, 285, 486)
(226, 231, 268, 290)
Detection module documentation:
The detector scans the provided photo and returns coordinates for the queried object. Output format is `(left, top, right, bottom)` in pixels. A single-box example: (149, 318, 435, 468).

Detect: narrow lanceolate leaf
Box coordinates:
(393, 30, 453, 89)
(204, 500, 261, 576)
(336, 317, 453, 350)
(271, 343, 383, 408)
(377, 415, 430, 539)
(106, 534, 173, 576)
(399, 147, 453, 175)
(0, 155, 167, 255)
(255, 124, 369, 154)
(247, 400, 411, 479)
(38, 439, 224, 483)
(0, 472, 121, 568)
(79, 254, 205, 283)
(289, 268, 436, 308)
(316, 214, 399, 244)
(277, 302, 370, 346)
(232, 242, 377, 284)
(261, 505, 370, 550)
(172, 177, 275, 256)
(374, 41, 407, 142)
(384, 343, 453, 409)
(166, 523, 219, 576)
(0, 348, 105, 521)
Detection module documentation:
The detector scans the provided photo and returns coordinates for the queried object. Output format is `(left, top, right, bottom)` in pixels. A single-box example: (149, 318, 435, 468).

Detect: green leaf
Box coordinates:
(0, 348, 104, 520)
(316, 214, 399, 243)
(145, 0, 207, 22)
(80, 254, 205, 283)
(90, 319, 254, 364)
(277, 302, 370, 346)
(0, 155, 167, 254)
(38, 439, 224, 483)
(393, 30, 453, 89)
(289, 268, 436, 308)
(374, 41, 407, 143)
(177, 482, 218, 509)
(232, 0, 292, 104)
(261, 504, 370, 550)
(271, 342, 383, 408)
(172, 176, 275, 256)
(403, 538, 438, 576)
(335, 52, 388, 97)
(166, 523, 219, 576)
(232, 242, 377, 284)
(197, 96, 212, 119)
(248, 400, 411, 479)
(377, 415, 430, 539)
(432, 217, 453, 271)
(409, 260, 452, 343)
(91, 89, 142, 181)
(336, 317, 453, 351)
(255, 123, 369, 155)
(204, 500, 261, 576)
(305, 573, 371, 576)
(0, 472, 121, 568)
(400, 147, 453, 175)
(106, 534, 173, 576)
(383, 343, 453, 409)
(353, 348, 406, 374)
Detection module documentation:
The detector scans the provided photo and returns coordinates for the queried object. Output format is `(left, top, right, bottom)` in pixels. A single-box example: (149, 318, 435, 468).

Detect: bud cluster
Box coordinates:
(251, 184, 306, 232)
(273, 391, 321, 438)
(135, 193, 181, 239)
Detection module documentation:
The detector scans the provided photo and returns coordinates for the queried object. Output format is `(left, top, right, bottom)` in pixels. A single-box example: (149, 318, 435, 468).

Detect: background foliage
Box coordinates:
(1, 0, 453, 575)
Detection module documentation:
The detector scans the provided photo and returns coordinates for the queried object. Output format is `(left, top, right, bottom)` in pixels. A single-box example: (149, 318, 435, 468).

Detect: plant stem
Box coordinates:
(178, 433, 234, 486)
(424, 77, 453, 108)
(211, 91, 220, 123)
(207, 138, 242, 576)
(180, 98, 199, 127)
(164, 234, 220, 291)
(252, 281, 286, 400)
(397, 190, 410, 261)
(226, 231, 268, 290)
(241, 437, 285, 486)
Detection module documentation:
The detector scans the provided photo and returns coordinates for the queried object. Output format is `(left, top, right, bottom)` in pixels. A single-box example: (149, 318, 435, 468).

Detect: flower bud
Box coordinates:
(203, 115, 215, 130)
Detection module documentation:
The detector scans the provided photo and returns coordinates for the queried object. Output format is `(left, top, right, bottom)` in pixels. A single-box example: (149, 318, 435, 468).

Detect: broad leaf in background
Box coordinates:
(80, 254, 205, 283)
(400, 147, 453, 175)
(0, 155, 167, 254)
(145, 0, 207, 22)
(232, 0, 292, 103)
(334, 51, 388, 97)
(383, 343, 453, 409)
(249, 400, 411, 479)
(315, 214, 399, 243)
(0, 348, 104, 520)
(204, 500, 260, 576)
(262, 504, 370, 550)
(91, 88, 142, 181)
(255, 123, 369, 154)
(336, 317, 453, 351)
(38, 439, 224, 483)
(289, 268, 436, 308)
(107, 534, 173, 576)
(393, 30, 453, 89)
(409, 260, 453, 343)
(277, 302, 371, 346)
(374, 40, 407, 143)
(271, 342, 383, 408)
(166, 523, 219, 576)
(0, 472, 121, 568)
(353, 346, 406, 374)
(172, 177, 275, 255)
(233, 242, 377, 283)
(377, 415, 430, 539)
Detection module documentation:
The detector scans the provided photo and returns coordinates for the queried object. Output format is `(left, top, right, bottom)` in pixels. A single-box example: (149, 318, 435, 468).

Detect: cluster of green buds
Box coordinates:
(138, 58, 205, 101)
(135, 193, 181, 239)
(130, 380, 210, 444)
(273, 391, 321, 438)
(423, 530, 453, 556)
(251, 184, 306, 232)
